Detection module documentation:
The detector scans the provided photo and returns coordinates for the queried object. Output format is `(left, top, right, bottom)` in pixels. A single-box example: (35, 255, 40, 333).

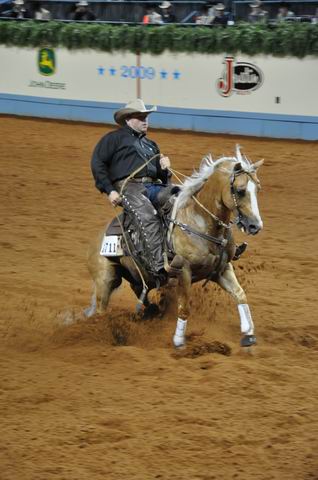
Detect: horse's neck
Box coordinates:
(175, 172, 230, 238)
(194, 171, 231, 230)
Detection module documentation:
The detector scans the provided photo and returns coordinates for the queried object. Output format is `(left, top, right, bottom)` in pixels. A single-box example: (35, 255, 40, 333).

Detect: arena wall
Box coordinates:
(0, 45, 317, 140)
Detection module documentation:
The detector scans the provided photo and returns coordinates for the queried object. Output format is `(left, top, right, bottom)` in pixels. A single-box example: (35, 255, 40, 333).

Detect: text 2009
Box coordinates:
(120, 65, 156, 79)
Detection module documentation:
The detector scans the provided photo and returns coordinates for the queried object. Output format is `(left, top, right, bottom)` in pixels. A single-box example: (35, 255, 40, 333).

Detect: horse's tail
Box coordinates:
(83, 283, 97, 318)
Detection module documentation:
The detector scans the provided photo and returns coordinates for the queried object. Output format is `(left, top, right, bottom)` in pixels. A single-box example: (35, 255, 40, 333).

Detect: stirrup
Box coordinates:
(233, 242, 248, 261)
(136, 286, 148, 313)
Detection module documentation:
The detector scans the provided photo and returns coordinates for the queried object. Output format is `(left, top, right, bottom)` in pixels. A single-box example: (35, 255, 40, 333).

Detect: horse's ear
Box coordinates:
(201, 153, 214, 166)
(236, 144, 243, 163)
(252, 159, 264, 171)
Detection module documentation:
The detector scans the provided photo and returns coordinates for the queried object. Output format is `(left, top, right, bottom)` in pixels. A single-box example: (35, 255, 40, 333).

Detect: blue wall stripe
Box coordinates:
(0, 93, 317, 140)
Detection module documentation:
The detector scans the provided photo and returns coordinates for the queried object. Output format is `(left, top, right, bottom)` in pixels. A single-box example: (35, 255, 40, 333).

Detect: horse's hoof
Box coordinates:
(143, 303, 160, 319)
(240, 334, 257, 347)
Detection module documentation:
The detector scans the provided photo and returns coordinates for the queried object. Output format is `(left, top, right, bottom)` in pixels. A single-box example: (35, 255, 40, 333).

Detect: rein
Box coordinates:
(166, 215, 230, 286)
(167, 165, 255, 284)
(116, 152, 161, 301)
(168, 167, 232, 230)
(119, 153, 161, 196)
(167, 218, 228, 247)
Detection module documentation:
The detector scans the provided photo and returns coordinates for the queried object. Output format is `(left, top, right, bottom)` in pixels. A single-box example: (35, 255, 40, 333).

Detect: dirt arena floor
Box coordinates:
(1, 115, 318, 480)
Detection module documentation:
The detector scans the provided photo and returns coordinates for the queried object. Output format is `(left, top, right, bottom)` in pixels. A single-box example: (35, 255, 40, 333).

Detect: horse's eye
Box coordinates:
(236, 189, 246, 198)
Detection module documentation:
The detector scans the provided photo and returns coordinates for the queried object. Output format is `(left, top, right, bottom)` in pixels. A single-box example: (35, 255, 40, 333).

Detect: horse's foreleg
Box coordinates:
(173, 268, 192, 348)
(217, 263, 256, 347)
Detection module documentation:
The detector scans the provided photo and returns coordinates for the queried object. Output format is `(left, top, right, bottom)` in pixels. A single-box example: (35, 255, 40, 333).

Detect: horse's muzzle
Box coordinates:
(237, 217, 263, 235)
(248, 223, 262, 235)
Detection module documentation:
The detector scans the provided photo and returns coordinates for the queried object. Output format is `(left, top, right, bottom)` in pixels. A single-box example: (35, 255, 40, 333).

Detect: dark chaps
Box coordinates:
(114, 181, 166, 274)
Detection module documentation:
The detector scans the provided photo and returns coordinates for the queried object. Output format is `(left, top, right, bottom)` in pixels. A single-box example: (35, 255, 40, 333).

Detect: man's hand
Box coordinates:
(108, 190, 121, 207)
(159, 155, 171, 170)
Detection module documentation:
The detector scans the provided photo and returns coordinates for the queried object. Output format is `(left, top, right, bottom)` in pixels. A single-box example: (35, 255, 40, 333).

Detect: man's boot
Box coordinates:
(233, 242, 248, 261)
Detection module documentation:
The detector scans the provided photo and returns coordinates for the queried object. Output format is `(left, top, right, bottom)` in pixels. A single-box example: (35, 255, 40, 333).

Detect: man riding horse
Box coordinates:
(91, 99, 246, 285)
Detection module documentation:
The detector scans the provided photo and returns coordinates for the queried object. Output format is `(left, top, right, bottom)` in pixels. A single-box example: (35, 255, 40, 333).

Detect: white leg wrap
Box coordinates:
(173, 318, 187, 347)
(238, 304, 254, 335)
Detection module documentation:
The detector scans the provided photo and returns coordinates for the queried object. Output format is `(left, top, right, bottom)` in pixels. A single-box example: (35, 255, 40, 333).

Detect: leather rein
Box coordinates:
(167, 218, 229, 247)
(167, 168, 255, 284)
(169, 168, 252, 248)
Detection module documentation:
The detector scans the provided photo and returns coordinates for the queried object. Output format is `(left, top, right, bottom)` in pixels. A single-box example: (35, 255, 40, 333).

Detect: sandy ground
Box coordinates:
(0, 115, 318, 480)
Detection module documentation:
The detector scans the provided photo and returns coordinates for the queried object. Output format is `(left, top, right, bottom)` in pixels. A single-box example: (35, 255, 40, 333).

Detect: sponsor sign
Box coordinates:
(217, 56, 263, 97)
(38, 48, 56, 76)
(26, 48, 66, 90)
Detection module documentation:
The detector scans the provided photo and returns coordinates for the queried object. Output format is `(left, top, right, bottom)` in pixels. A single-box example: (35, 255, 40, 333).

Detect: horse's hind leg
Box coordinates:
(217, 263, 256, 347)
(86, 257, 122, 316)
(96, 263, 122, 314)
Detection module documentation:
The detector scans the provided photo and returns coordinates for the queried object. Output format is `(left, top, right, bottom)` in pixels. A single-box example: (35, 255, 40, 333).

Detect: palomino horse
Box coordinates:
(86, 146, 263, 348)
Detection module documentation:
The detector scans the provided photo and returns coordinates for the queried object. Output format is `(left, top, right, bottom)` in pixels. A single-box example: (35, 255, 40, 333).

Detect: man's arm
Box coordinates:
(91, 133, 121, 207)
(157, 154, 172, 184)
(91, 133, 116, 195)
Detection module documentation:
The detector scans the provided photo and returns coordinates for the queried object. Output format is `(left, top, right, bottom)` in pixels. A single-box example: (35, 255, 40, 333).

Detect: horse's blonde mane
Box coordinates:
(176, 145, 254, 208)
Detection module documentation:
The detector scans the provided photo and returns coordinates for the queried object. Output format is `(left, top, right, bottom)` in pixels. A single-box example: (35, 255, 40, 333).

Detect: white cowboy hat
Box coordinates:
(249, 0, 262, 7)
(76, 0, 89, 6)
(214, 2, 225, 10)
(114, 99, 157, 126)
(13, 0, 24, 5)
(159, 1, 172, 8)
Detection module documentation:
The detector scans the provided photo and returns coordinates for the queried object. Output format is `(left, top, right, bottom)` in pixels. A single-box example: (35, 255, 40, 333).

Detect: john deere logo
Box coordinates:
(38, 48, 56, 76)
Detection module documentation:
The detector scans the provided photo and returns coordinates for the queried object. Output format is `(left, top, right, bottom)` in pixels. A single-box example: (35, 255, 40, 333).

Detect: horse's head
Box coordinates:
(222, 158, 263, 235)
(176, 146, 263, 236)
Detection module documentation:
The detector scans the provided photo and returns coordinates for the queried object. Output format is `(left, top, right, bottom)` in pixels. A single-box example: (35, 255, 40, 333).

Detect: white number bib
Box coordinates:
(100, 235, 124, 257)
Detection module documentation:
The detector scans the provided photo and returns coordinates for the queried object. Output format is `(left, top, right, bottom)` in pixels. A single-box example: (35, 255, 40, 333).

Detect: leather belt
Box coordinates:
(113, 177, 162, 192)
(129, 177, 162, 184)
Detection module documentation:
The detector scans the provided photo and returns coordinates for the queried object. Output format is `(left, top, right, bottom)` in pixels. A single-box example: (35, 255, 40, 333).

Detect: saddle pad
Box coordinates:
(100, 235, 124, 257)
(100, 215, 124, 257)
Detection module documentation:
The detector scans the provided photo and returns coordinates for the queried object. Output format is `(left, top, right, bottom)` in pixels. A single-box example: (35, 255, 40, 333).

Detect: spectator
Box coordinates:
(207, 1, 216, 18)
(211, 2, 228, 25)
(195, 4, 214, 24)
(1, 0, 32, 18)
(142, 5, 163, 24)
(70, 0, 96, 21)
(276, 2, 295, 21)
(159, 1, 176, 23)
(248, 0, 268, 23)
(34, 1, 51, 20)
(312, 7, 318, 24)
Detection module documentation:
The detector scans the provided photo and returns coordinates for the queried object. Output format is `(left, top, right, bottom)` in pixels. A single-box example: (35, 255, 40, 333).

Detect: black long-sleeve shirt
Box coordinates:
(91, 125, 169, 195)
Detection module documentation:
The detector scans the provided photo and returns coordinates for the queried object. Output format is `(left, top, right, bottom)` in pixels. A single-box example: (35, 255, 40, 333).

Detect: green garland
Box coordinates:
(0, 20, 317, 57)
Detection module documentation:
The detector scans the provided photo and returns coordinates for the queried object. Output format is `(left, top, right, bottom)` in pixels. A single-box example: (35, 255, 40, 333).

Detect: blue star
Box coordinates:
(173, 70, 181, 80)
(97, 66, 105, 75)
(109, 67, 117, 76)
(160, 70, 168, 79)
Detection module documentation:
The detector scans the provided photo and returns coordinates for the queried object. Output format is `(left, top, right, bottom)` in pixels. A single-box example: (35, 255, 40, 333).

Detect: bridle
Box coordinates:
(170, 165, 261, 248)
(230, 168, 260, 227)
